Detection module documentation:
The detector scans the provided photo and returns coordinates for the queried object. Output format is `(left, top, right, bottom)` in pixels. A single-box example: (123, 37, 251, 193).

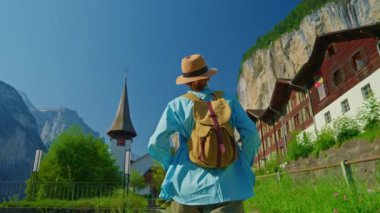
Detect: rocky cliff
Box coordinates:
(33, 108, 100, 148)
(0, 81, 45, 181)
(238, 0, 380, 110)
(19, 93, 100, 148)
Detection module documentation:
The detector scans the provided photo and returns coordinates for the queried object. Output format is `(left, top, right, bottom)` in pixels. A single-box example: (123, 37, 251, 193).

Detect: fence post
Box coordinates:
(71, 183, 75, 201)
(276, 171, 281, 182)
(340, 160, 357, 193)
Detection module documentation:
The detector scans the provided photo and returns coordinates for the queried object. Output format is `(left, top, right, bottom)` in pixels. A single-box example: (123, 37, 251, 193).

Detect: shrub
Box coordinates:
(130, 170, 147, 194)
(355, 121, 380, 143)
(264, 155, 281, 173)
(313, 126, 336, 157)
(357, 93, 380, 130)
(333, 116, 360, 144)
(287, 132, 313, 161)
(151, 161, 165, 193)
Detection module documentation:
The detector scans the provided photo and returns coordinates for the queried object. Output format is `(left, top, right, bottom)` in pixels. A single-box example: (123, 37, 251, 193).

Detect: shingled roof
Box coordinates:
(292, 22, 380, 87)
(107, 79, 137, 140)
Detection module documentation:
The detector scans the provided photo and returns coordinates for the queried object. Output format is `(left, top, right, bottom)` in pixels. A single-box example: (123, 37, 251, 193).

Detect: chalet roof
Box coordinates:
(131, 153, 153, 175)
(246, 23, 380, 124)
(246, 78, 293, 124)
(107, 79, 137, 140)
(247, 109, 265, 121)
(269, 78, 292, 112)
(292, 22, 380, 87)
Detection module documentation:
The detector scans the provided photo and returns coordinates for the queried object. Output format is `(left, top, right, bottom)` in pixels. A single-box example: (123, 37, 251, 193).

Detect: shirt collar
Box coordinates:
(188, 87, 214, 100)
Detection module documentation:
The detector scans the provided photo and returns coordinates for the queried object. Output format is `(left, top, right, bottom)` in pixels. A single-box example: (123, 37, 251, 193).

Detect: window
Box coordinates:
(314, 76, 327, 101)
(296, 93, 300, 105)
(304, 106, 311, 120)
(270, 135, 274, 146)
(291, 96, 297, 108)
(290, 119, 295, 130)
(327, 44, 337, 58)
(286, 103, 291, 113)
(324, 111, 332, 123)
(294, 113, 300, 127)
(361, 84, 372, 100)
(277, 129, 282, 139)
(333, 69, 345, 87)
(299, 92, 305, 102)
(341, 99, 350, 114)
(352, 50, 368, 71)
(286, 122, 290, 133)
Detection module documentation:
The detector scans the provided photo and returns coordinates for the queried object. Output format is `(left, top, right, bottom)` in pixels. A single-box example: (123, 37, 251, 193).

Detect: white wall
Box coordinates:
(313, 68, 380, 132)
(131, 154, 154, 195)
(110, 141, 127, 172)
(300, 68, 380, 140)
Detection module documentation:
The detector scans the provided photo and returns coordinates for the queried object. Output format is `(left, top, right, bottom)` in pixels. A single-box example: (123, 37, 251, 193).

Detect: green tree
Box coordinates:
(151, 161, 165, 193)
(27, 126, 122, 199)
(130, 170, 147, 193)
(38, 126, 121, 183)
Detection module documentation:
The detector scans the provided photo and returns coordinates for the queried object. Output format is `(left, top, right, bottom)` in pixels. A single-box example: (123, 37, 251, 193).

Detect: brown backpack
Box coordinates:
(183, 91, 237, 168)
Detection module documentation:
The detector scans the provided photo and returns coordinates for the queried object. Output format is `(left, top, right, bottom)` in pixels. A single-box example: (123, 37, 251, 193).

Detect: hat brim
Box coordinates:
(176, 69, 218, 85)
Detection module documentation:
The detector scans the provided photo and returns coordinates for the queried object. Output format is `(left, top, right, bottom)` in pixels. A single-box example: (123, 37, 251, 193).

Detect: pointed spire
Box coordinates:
(107, 75, 137, 140)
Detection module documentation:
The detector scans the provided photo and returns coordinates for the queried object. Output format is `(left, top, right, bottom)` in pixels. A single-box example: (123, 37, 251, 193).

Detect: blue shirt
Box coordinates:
(148, 87, 260, 205)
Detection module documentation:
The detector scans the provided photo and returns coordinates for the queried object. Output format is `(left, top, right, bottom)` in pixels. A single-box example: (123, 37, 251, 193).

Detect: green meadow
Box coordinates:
(245, 174, 380, 212)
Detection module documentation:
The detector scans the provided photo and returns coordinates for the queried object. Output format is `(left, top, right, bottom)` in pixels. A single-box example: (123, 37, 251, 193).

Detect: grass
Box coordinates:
(354, 125, 380, 143)
(245, 175, 380, 212)
(0, 191, 147, 211)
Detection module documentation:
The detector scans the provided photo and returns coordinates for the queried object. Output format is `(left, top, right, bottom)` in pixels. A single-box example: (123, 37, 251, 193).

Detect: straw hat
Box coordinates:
(176, 54, 218, 85)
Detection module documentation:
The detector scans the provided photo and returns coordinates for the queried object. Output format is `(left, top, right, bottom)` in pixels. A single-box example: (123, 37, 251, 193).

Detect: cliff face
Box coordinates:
(0, 81, 45, 181)
(19, 93, 100, 148)
(33, 108, 100, 148)
(238, 0, 380, 110)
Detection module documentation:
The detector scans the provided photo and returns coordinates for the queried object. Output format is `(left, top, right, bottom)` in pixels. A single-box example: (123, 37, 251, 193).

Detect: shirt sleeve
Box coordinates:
(148, 102, 180, 171)
(231, 96, 261, 166)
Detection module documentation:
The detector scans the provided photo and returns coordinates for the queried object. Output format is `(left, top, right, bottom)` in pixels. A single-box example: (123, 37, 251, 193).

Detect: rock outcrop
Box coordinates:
(238, 0, 380, 110)
(33, 108, 100, 148)
(19, 93, 100, 148)
(0, 81, 45, 181)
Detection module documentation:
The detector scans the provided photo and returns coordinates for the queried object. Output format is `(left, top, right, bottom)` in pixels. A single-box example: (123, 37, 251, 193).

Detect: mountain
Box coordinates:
(238, 0, 380, 110)
(0, 81, 45, 181)
(19, 93, 100, 148)
(33, 107, 100, 148)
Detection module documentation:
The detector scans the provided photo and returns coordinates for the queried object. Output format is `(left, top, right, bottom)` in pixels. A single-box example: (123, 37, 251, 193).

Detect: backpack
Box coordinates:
(182, 91, 237, 168)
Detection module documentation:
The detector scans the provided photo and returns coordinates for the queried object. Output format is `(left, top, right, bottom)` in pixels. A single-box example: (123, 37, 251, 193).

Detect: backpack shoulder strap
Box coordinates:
(182, 92, 200, 102)
(182, 91, 225, 101)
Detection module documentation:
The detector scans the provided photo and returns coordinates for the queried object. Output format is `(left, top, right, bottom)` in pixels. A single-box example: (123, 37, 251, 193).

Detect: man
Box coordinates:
(148, 54, 260, 212)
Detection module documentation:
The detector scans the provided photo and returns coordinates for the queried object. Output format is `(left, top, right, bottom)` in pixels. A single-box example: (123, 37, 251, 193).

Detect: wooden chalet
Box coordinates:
(248, 23, 380, 168)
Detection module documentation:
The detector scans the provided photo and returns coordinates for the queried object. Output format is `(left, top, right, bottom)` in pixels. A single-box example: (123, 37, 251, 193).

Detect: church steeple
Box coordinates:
(107, 76, 137, 140)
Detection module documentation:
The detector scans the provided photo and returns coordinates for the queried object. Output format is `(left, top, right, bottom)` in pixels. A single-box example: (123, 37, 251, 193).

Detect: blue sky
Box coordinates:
(0, 0, 300, 156)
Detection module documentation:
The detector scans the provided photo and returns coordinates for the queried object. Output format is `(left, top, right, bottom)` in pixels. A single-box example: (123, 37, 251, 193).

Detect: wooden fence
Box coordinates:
(256, 155, 380, 192)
